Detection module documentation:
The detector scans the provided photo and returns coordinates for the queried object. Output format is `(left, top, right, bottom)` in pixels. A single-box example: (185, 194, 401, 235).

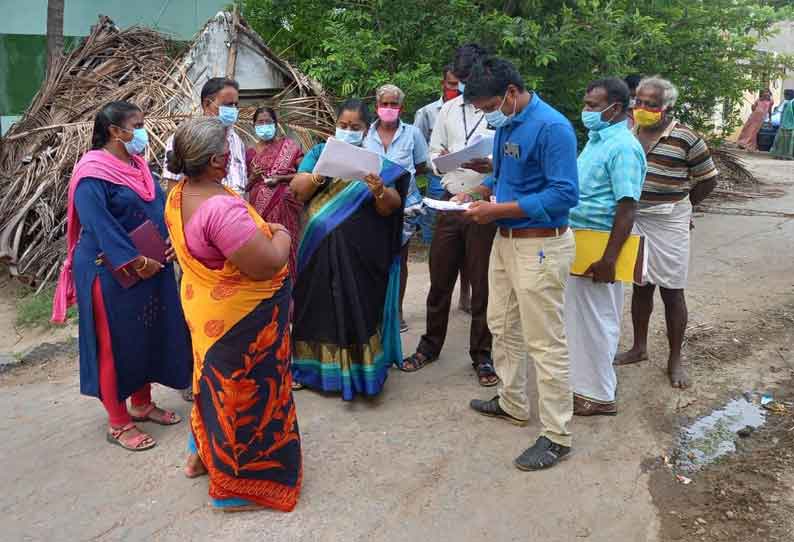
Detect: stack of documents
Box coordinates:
(431, 133, 494, 174)
(422, 198, 471, 212)
(312, 137, 382, 180)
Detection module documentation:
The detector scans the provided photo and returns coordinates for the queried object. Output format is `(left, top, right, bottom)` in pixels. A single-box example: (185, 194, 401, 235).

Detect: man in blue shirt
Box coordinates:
(457, 57, 578, 471)
(566, 78, 646, 418)
(364, 84, 429, 332)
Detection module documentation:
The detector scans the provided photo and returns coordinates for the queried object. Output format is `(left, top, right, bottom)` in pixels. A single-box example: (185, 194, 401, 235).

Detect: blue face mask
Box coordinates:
(218, 105, 239, 127)
(121, 127, 148, 155)
(335, 127, 364, 146)
(581, 103, 618, 132)
(255, 123, 277, 141)
(484, 92, 515, 129)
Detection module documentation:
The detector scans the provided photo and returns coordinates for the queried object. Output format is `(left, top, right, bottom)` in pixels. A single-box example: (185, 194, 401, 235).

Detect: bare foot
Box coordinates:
(668, 359, 690, 389)
(613, 348, 648, 366)
(184, 453, 208, 478)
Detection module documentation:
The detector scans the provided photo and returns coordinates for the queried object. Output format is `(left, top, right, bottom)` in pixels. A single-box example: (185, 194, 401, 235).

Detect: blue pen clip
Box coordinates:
(538, 249, 545, 264)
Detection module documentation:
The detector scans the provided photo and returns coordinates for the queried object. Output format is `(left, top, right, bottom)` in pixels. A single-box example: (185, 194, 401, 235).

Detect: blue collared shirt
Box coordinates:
(570, 120, 646, 231)
(482, 94, 579, 229)
(364, 120, 428, 208)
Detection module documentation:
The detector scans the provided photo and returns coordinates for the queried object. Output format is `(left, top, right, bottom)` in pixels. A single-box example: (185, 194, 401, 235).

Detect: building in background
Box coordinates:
(0, 0, 226, 134)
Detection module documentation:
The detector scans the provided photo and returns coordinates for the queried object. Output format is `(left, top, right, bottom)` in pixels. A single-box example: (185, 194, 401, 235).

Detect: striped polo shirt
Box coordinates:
(635, 121, 718, 203)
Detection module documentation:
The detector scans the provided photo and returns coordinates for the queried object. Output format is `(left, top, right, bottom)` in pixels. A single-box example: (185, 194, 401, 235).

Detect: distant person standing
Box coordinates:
(413, 63, 472, 312)
(615, 77, 718, 389)
(162, 77, 247, 195)
(364, 84, 429, 333)
(737, 89, 774, 151)
(624, 74, 643, 129)
(770, 89, 794, 160)
(401, 44, 497, 387)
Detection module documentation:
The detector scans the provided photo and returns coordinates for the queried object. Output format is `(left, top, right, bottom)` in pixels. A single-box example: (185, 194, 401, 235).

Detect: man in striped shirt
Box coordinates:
(614, 77, 718, 389)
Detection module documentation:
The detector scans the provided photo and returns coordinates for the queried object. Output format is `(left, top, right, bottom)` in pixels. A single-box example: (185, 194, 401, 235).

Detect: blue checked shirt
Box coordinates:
(570, 120, 646, 232)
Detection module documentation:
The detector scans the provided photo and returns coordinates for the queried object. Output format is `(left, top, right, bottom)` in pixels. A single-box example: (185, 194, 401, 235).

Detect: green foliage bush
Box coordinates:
(244, 0, 793, 135)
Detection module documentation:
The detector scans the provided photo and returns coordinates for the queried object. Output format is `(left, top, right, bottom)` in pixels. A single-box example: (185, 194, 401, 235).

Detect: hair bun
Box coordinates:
(166, 149, 185, 175)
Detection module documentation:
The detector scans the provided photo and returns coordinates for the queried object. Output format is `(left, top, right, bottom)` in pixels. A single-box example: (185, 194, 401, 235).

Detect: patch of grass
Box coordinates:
(16, 285, 76, 329)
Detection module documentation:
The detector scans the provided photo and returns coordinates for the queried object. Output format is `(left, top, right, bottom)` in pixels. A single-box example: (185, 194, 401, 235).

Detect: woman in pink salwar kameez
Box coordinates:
(737, 89, 774, 151)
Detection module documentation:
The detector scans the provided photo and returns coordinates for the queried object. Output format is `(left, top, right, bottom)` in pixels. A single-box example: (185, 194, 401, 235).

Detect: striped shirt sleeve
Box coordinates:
(687, 137, 718, 185)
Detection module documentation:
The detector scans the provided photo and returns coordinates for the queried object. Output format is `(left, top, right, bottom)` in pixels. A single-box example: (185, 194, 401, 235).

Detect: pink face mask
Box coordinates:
(377, 106, 401, 123)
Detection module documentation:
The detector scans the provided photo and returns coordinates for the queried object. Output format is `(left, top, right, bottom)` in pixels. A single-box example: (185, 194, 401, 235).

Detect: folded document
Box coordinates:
(570, 229, 646, 284)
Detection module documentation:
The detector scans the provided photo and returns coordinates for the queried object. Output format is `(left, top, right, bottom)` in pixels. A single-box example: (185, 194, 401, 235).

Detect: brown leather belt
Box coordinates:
(498, 225, 568, 238)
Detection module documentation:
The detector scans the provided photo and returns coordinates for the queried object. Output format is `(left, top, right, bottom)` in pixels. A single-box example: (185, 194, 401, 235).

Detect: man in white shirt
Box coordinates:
(414, 65, 472, 312)
(162, 77, 247, 195)
(401, 44, 498, 387)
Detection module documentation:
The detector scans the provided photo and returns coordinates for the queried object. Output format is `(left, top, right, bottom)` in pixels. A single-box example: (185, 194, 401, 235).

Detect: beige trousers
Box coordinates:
(488, 229, 575, 447)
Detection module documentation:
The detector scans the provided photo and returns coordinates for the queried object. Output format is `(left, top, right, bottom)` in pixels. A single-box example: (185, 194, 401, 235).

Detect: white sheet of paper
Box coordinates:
(422, 197, 471, 212)
(431, 133, 495, 174)
(312, 137, 382, 180)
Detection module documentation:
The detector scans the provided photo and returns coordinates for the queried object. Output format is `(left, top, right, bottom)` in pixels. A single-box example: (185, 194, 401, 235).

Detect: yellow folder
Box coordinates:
(570, 229, 646, 284)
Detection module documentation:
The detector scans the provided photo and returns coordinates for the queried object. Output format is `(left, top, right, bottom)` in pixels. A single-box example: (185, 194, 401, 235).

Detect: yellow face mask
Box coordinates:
(633, 107, 663, 128)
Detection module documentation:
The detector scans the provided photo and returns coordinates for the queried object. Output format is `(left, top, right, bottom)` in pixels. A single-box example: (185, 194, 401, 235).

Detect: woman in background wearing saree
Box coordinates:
(52, 101, 190, 452)
(245, 107, 304, 281)
(737, 89, 774, 151)
(165, 117, 301, 512)
(289, 99, 409, 400)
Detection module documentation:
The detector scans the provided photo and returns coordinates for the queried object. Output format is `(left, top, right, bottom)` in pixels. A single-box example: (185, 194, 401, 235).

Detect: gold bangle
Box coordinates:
(311, 174, 324, 187)
(376, 188, 386, 199)
(134, 257, 148, 272)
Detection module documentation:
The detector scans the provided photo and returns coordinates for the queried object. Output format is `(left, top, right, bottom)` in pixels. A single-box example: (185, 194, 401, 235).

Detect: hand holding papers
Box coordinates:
(422, 197, 472, 212)
(312, 137, 382, 180)
(432, 133, 495, 174)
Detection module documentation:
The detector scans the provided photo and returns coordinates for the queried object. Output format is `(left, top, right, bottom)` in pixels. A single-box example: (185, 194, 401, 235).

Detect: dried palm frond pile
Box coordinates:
(0, 16, 192, 284)
(709, 148, 761, 201)
(0, 13, 335, 286)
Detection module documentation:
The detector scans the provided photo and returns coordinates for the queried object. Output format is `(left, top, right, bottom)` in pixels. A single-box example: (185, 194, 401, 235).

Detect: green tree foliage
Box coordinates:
(243, 0, 793, 134)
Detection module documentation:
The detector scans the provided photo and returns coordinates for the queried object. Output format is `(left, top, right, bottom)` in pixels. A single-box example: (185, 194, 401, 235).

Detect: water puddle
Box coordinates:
(674, 397, 766, 472)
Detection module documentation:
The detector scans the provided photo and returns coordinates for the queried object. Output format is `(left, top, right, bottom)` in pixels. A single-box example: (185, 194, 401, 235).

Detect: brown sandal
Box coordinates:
(400, 352, 438, 373)
(106, 423, 156, 451)
(130, 403, 182, 426)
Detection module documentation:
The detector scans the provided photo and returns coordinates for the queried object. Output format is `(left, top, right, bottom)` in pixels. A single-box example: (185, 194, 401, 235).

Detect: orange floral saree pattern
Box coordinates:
(166, 182, 300, 511)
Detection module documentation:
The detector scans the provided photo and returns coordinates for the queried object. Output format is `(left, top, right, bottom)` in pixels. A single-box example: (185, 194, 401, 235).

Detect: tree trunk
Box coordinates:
(46, 0, 65, 74)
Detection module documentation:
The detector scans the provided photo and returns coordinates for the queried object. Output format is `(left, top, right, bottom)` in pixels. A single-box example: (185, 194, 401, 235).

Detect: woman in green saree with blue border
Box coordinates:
(290, 100, 408, 400)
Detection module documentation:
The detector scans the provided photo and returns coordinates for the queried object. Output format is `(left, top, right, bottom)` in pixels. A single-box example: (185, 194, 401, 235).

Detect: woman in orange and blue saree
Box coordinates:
(164, 117, 301, 512)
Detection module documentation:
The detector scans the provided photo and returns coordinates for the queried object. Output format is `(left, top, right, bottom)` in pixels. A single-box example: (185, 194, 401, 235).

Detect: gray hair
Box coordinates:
(376, 84, 405, 105)
(637, 76, 679, 109)
(166, 117, 226, 178)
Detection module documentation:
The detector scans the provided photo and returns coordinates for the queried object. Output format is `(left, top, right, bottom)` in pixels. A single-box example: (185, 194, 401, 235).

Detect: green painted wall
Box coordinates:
(0, 0, 226, 132)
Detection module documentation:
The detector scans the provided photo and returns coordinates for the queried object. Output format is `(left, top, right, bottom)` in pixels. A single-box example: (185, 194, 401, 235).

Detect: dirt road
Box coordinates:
(1, 152, 792, 542)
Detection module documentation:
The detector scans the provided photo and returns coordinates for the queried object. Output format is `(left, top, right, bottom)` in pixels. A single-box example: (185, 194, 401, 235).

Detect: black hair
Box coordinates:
(463, 57, 525, 101)
(200, 77, 240, 104)
(336, 98, 371, 125)
(253, 106, 277, 125)
(784, 89, 794, 101)
(91, 101, 142, 149)
(624, 74, 643, 92)
(452, 43, 488, 80)
(587, 77, 631, 110)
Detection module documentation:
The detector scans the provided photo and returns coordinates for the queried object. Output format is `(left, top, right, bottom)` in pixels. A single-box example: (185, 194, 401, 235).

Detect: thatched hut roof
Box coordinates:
(0, 13, 335, 285)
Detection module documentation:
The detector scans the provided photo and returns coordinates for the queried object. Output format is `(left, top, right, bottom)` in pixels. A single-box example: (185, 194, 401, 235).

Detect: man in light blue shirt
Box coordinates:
(364, 84, 429, 332)
(566, 77, 646, 417)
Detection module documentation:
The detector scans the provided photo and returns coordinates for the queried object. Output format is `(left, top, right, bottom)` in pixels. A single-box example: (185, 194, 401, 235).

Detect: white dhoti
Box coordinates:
(566, 276, 624, 403)
(633, 199, 692, 290)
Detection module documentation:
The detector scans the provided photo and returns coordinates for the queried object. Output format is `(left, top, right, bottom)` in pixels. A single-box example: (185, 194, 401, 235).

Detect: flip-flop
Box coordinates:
(131, 403, 182, 426)
(400, 352, 437, 373)
(106, 423, 156, 452)
(475, 360, 499, 387)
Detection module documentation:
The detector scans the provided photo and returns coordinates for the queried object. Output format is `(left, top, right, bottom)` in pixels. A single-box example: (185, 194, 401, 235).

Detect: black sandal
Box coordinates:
(474, 359, 499, 387)
(400, 352, 437, 373)
(514, 437, 571, 471)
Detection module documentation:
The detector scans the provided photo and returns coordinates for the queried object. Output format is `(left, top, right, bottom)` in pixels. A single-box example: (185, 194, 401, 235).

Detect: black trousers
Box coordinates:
(417, 211, 496, 364)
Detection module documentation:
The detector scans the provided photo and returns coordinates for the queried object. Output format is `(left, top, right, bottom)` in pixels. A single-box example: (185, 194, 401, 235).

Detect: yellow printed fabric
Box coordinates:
(163, 182, 287, 394)
(570, 229, 645, 283)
